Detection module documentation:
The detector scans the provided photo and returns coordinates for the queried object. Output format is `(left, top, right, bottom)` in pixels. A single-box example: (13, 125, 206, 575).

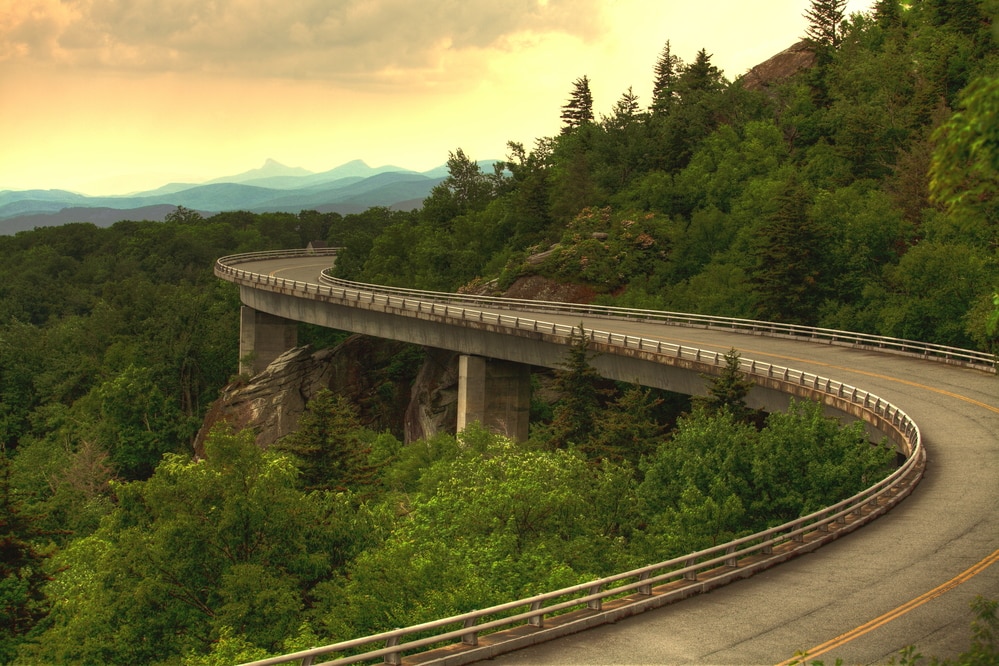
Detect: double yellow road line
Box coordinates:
(778, 548, 999, 664)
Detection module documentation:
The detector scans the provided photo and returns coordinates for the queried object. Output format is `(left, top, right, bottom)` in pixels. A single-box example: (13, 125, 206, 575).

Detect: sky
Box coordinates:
(1, 0, 874, 195)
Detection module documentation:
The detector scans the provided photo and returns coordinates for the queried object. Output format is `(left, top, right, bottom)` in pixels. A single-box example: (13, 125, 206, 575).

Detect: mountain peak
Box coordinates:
(207, 160, 314, 185)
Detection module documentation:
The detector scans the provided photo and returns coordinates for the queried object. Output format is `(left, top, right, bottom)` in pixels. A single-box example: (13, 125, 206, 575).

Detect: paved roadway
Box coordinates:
(235, 256, 999, 664)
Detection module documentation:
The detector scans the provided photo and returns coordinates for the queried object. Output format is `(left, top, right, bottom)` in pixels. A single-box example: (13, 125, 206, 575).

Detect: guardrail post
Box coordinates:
(638, 571, 652, 596)
(529, 600, 544, 628)
(725, 546, 738, 568)
(587, 584, 604, 611)
(383, 636, 401, 665)
(684, 559, 698, 581)
(462, 617, 479, 646)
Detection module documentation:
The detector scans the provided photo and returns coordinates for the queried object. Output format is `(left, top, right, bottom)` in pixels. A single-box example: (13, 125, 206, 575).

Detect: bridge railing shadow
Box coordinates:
(215, 249, 938, 666)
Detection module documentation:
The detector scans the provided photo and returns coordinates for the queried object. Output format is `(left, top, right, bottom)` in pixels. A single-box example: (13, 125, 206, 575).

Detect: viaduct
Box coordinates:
(217, 248, 999, 665)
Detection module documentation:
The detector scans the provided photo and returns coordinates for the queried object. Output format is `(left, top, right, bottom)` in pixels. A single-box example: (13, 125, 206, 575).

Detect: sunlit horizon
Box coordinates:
(1, 1, 874, 196)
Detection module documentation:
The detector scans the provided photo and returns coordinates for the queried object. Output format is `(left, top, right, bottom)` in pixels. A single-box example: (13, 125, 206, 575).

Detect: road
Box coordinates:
(224, 253, 999, 664)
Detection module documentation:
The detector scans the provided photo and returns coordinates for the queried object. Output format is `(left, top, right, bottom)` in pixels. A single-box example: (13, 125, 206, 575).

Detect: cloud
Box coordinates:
(1, 0, 603, 85)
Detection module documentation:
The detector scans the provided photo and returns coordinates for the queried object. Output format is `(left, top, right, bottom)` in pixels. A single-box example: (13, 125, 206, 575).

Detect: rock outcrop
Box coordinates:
(740, 41, 816, 93)
(195, 335, 440, 453)
(404, 348, 459, 443)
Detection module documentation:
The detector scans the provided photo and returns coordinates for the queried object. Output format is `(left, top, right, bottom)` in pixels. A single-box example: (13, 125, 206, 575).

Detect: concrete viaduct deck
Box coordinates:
(216, 250, 999, 665)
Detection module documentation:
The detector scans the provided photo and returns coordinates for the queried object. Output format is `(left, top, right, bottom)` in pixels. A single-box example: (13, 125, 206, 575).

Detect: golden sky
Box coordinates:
(1, 0, 873, 195)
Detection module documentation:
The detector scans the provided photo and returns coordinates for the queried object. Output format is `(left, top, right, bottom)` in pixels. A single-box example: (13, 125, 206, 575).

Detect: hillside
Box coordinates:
(3, 2, 999, 664)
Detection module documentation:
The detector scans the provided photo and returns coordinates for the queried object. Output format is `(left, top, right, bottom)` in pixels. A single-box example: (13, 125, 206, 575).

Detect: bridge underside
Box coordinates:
(238, 291, 895, 446)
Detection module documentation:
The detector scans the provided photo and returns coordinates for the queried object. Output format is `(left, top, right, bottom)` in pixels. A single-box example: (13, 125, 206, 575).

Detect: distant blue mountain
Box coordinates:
(203, 158, 315, 185)
(0, 158, 500, 234)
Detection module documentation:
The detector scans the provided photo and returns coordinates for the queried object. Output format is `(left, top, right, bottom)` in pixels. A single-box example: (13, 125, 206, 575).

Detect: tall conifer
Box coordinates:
(560, 76, 594, 133)
(803, 0, 849, 47)
(651, 41, 684, 114)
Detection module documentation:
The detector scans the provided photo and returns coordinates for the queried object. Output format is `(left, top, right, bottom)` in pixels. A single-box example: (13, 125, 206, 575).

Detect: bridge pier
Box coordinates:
(239, 306, 298, 376)
(457, 355, 531, 442)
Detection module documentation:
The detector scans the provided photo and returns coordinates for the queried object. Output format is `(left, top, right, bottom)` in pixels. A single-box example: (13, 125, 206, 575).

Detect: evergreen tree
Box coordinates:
(591, 386, 665, 465)
(651, 40, 684, 114)
(693, 349, 756, 423)
(421, 148, 494, 230)
(607, 87, 642, 129)
(749, 174, 828, 325)
(922, 0, 987, 36)
(561, 76, 595, 133)
(676, 49, 724, 98)
(546, 327, 608, 450)
(274, 389, 375, 492)
(803, 0, 849, 47)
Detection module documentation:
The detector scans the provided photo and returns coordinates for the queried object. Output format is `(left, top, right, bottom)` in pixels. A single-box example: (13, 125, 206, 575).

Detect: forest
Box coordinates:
(2, 1, 998, 664)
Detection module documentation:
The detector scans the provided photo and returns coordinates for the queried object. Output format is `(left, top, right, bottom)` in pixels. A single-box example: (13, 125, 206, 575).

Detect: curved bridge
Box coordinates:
(216, 249, 999, 665)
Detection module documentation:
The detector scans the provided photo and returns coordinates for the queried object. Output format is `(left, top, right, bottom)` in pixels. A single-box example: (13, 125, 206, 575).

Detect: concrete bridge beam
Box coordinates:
(239, 306, 298, 376)
(457, 355, 531, 442)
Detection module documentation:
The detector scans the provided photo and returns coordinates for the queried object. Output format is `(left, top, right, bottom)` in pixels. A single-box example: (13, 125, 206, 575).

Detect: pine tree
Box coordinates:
(749, 174, 828, 325)
(608, 87, 641, 128)
(560, 76, 594, 134)
(693, 349, 756, 423)
(651, 40, 684, 114)
(274, 389, 375, 492)
(546, 326, 609, 450)
(591, 386, 665, 464)
(803, 0, 849, 47)
(675, 48, 724, 99)
(923, 0, 986, 36)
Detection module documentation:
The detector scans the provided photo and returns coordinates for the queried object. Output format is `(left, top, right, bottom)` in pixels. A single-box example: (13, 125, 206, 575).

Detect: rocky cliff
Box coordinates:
(194, 334, 441, 452)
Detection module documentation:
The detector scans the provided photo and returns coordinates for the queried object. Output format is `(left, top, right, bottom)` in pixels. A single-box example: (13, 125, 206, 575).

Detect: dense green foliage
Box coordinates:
(16, 403, 893, 665)
(3, 1, 998, 663)
(333, 1, 998, 351)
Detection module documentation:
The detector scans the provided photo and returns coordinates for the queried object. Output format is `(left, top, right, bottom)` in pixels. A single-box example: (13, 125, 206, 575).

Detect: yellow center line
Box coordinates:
(776, 548, 999, 665)
(667, 335, 999, 416)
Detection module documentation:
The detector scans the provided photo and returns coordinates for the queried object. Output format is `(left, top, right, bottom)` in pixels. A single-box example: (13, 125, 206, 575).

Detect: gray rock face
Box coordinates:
(405, 348, 459, 443)
(740, 40, 816, 92)
(195, 336, 460, 454)
(196, 346, 335, 451)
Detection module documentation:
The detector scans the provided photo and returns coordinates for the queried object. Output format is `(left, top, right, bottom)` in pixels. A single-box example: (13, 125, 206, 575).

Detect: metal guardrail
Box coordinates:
(215, 249, 930, 666)
(218, 248, 996, 374)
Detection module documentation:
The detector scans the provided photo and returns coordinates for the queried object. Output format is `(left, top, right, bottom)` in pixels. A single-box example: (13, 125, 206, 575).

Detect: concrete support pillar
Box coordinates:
(457, 355, 531, 442)
(239, 306, 298, 376)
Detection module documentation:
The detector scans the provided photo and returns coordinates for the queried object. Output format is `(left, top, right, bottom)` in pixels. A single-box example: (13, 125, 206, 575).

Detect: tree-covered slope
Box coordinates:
(3, 1, 999, 663)
(335, 1, 999, 352)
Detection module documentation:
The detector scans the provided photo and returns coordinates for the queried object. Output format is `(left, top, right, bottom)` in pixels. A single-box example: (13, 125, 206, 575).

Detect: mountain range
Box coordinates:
(0, 158, 492, 234)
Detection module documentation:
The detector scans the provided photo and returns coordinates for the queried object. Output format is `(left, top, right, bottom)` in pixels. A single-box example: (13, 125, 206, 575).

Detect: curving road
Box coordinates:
(223, 254, 999, 664)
